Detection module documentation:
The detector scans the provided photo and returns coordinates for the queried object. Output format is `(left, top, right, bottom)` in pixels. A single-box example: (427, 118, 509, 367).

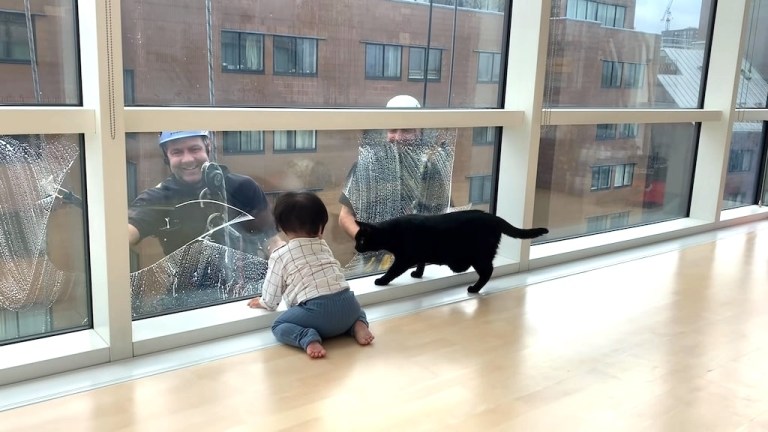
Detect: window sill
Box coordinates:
(720, 204, 768, 222)
(530, 217, 713, 268)
(132, 256, 519, 356)
(0, 330, 109, 386)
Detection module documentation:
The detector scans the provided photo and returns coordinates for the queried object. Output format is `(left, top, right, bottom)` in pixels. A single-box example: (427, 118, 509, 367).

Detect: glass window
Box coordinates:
(126, 127, 491, 316)
(365, 43, 402, 80)
(0, 11, 31, 62)
(120, 1, 509, 107)
(477, 52, 501, 83)
(0, 3, 80, 105)
(1, 134, 90, 344)
(224, 131, 265, 153)
(408, 47, 442, 81)
(274, 36, 317, 76)
(536, 124, 697, 242)
(549, 0, 713, 108)
(221, 31, 264, 73)
(722, 122, 764, 210)
(274, 130, 317, 152)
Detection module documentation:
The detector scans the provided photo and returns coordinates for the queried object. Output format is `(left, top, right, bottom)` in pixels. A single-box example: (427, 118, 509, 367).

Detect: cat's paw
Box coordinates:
(467, 285, 481, 294)
(374, 278, 389, 286)
(410, 270, 423, 278)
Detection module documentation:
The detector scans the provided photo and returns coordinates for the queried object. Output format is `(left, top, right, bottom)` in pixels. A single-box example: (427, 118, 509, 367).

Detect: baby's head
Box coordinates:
(273, 191, 329, 238)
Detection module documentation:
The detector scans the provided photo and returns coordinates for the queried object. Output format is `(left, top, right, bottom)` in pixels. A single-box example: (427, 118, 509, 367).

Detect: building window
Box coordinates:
(613, 163, 634, 187)
(601, 61, 643, 89)
(591, 165, 612, 190)
(224, 131, 265, 154)
(601, 60, 622, 88)
(586, 211, 630, 233)
(468, 175, 493, 204)
(274, 130, 316, 152)
(221, 31, 264, 73)
(624, 63, 644, 88)
(123, 69, 135, 105)
(365, 43, 401, 79)
(566, 0, 626, 28)
(596, 124, 617, 140)
(728, 149, 753, 172)
(0, 12, 31, 62)
(274, 36, 317, 76)
(591, 163, 634, 190)
(408, 47, 442, 81)
(477, 52, 501, 83)
(619, 123, 638, 138)
(472, 127, 496, 145)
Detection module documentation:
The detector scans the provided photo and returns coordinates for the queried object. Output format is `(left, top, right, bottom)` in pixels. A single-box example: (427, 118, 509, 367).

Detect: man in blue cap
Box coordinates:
(128, 131, 282, 316)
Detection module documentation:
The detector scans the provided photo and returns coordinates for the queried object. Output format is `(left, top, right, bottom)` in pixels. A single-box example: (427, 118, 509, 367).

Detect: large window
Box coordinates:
(119, 1, 507, 107)
(221, 31, 264, 73)
(477, 51, 501, 83)
(536, 124, 696, 241)
(0, 134, 90, 345)
(273, 36, 317, 76)
(549, 0, 711, 108)
(124, 128, 487, 316)
(365, 43, 402, 79)
(0, 11, 31, 62)
(0, 4, 79, 105)
(408, 47, 442, 80)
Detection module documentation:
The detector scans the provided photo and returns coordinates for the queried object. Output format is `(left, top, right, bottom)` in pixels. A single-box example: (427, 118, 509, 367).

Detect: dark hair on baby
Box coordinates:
(273, 191, 329, 236)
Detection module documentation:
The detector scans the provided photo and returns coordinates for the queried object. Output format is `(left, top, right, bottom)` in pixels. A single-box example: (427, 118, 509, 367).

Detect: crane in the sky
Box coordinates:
(661, 0, 674, 31)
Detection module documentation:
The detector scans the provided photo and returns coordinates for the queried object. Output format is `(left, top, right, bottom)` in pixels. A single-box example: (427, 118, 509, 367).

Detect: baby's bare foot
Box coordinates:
(353, 320, 375, 345)
(306, 341, 326, 359)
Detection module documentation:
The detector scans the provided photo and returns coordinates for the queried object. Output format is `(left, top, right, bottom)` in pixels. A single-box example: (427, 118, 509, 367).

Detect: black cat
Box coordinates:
(354, 210, 549, 293)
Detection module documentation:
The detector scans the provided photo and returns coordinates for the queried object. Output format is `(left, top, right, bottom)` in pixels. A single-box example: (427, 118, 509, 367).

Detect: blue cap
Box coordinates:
(158, 130, 209, 146)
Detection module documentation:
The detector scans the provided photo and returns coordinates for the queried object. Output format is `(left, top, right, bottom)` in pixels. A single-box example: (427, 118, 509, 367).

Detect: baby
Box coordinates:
(248, 191, 374, 358)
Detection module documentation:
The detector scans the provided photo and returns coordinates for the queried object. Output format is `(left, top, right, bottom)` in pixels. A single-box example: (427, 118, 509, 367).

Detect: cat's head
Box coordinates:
(354, 220, 385, 253)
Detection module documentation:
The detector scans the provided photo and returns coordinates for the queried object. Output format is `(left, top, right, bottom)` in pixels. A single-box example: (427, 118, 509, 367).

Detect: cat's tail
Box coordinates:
(498, 219, 549, 239)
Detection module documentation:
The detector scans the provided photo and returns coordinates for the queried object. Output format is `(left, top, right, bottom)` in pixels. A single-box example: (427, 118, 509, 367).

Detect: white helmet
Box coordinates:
(386, 94, 421, 108)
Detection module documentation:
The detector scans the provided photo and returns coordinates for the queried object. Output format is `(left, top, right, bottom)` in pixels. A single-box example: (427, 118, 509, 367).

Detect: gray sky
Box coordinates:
(632, 0, 704, 34)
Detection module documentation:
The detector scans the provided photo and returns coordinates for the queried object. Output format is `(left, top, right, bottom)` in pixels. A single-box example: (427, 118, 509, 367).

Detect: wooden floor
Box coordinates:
(3, 222, 768, 431)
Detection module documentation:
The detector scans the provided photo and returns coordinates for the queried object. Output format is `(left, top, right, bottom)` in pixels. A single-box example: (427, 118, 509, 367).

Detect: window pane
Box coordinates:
(383, 45, 401, 78)
(722, 121, 764, 210)
(408, 47, 425, 79)
(0, 4, 80, 105)
(127, 127, 492, 316)
(120, 1, 509, 107)
(534, 124, 697, 242)
(546, 0, 713, 108)
(1, 134, 90, 344)
(274, 36, 296, 74)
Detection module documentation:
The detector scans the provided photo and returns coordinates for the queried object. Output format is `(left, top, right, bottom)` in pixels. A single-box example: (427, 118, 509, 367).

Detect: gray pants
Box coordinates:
(271, 288, 367, 350)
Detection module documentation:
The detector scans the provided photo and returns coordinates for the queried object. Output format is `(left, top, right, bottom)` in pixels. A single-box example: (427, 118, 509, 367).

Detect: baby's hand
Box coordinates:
(248, 297, 264, 309)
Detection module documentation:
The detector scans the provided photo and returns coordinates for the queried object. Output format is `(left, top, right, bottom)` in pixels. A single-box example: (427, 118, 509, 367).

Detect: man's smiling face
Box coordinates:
(165, 136, 209, 184)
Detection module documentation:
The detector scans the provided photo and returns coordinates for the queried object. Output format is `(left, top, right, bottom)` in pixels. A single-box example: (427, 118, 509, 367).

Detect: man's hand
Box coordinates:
(338, 205, 360, 238)
(248, 297, 265, 309)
